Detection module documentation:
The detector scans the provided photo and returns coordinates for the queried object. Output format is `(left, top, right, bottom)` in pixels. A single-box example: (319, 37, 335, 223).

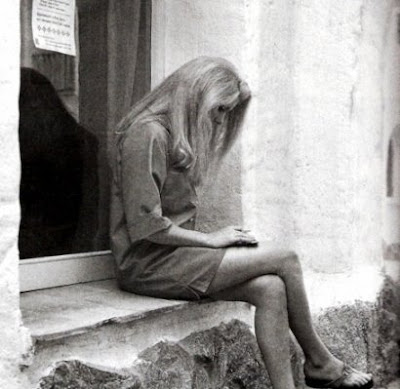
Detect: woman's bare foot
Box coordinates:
(304, 358, 373, 388)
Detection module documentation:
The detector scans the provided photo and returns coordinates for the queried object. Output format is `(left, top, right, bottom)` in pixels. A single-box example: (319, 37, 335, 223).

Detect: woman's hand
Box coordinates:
(147, 224, 258, 249)
(206, 226, 258, 248)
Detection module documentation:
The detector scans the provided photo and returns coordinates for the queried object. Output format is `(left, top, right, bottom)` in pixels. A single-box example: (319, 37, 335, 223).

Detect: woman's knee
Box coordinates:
(250, 243, 302, 277)
(278, 251, 302, 278)
(246, 275, 287, 307)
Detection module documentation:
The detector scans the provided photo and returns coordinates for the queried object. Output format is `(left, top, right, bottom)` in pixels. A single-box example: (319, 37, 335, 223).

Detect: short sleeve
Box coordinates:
(120, 122, 172, 242)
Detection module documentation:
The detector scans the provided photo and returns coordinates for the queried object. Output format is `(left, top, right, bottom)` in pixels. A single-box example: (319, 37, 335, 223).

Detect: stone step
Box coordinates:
(20, 277, 400, 388)
(20, 279, 254, 387)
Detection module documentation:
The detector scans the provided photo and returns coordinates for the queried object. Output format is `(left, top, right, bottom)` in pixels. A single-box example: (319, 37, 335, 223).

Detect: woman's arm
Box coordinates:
(119, 123, 257, 249)
(147, 224, 258, 248)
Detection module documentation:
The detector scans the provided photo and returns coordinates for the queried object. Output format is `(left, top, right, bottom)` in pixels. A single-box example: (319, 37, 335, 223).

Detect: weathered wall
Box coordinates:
(0, 2, 30, 389)
(242, 0, 397, 276)
(240, 0, 295, 246)
(288, 0, 392, 274)
(383, 4, 400, 247)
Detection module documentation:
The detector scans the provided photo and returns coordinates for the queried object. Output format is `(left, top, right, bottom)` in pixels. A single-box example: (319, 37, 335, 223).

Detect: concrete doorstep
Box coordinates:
(20, 279, 255, 387)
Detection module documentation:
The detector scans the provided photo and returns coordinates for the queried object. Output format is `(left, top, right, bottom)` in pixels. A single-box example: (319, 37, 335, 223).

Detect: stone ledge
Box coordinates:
(20, 279, 195, 342)
(20, 280, 254, 387)
(20, 275, 400, 388)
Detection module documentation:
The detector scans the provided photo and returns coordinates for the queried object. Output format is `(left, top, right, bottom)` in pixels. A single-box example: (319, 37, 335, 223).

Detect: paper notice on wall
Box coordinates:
(32, 0, 76, 56)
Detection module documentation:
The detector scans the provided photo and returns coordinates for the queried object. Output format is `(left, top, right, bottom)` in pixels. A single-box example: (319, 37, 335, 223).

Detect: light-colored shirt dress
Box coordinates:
(110, 120, 226, 300)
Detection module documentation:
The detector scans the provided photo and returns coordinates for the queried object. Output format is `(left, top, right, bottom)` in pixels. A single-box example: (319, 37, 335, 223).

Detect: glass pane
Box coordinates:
(19, 0, 151, 259)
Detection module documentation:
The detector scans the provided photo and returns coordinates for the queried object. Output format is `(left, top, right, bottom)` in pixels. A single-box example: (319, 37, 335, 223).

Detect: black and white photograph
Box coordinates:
(0, 1, 399, 388)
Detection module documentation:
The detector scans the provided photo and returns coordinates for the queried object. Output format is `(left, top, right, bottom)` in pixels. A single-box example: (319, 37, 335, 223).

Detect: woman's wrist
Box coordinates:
(198, 231, 214, 248)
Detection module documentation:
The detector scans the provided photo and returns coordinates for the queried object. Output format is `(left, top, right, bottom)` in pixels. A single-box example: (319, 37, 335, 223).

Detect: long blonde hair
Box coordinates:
(115, 56, 251, 186)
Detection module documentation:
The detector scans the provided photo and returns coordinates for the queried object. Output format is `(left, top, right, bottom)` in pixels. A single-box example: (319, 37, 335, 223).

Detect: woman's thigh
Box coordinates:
(206, 241, 297, 294)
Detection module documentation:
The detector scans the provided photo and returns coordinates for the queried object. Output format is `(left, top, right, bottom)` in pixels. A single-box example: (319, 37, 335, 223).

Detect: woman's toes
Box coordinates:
(342, 368, 372, 387)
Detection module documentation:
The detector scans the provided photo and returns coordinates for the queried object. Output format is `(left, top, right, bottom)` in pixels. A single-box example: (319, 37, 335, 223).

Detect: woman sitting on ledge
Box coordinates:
(110, 57, 373, 389)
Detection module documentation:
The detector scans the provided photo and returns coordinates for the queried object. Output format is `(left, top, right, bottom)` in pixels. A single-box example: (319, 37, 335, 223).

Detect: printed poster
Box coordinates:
(32, 0, 76, 56)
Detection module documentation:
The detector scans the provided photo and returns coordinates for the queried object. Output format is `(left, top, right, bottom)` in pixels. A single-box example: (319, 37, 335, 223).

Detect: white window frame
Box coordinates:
(19, 0, 166, 292)
(19, 251, 114, 292)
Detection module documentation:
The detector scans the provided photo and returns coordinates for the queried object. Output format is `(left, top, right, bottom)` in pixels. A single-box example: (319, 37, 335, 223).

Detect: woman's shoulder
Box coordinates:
(125, 119, 170, 146)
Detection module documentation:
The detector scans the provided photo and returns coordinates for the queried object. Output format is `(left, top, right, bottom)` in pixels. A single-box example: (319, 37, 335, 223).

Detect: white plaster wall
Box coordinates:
(0, 2, 30, 388)
(383, 4, 400, 245)
(242, 0, 395, 278)
(240, 0, 295, 245)
(287, 0, 391, 273)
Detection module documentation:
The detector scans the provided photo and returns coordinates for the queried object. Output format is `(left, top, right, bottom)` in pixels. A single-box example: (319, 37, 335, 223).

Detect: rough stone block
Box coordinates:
(38, 360, 141, 389)
(170, 320, 271, 388)
(310, 277, 400, 388)
(38, 320, 272, 389)
(368, 277, 400, 387)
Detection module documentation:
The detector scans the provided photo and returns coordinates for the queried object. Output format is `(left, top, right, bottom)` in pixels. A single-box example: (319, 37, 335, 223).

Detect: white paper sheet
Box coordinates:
(32, 0, 76, 56)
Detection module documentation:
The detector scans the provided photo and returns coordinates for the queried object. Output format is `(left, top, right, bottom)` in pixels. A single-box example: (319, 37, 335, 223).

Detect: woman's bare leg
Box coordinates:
(207, 242, 372, 386)
(212, 275, 296, 389)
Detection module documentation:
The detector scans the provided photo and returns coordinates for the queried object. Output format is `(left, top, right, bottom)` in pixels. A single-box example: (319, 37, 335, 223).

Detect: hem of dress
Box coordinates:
(191, 247, 227, 296)
(115, 247, 227, 301)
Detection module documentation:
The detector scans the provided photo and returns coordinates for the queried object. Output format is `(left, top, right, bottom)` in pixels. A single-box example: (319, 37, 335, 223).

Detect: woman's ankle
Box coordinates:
(303, 356, 344, 378)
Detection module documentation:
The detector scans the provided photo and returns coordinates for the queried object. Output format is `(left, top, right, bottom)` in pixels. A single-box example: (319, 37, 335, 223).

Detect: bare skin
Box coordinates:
(211, 274, 296, 388)
(148, 224, 373, 388)
(207, 242, 372, 389)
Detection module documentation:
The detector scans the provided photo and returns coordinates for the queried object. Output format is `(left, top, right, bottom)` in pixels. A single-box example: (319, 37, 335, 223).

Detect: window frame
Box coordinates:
(19, 0, 165, 292)
(19, 251, 114, 292)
